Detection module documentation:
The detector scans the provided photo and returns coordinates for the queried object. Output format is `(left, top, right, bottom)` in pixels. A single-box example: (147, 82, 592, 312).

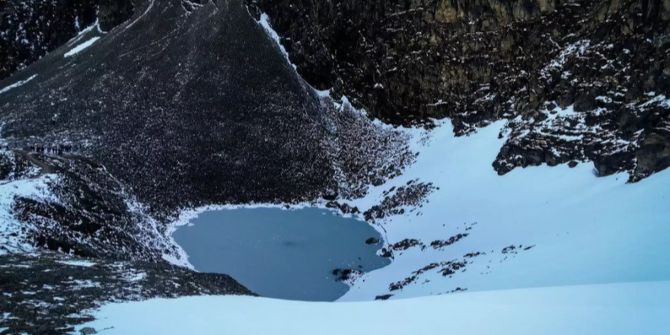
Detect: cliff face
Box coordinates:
(246, 0, 670, 181)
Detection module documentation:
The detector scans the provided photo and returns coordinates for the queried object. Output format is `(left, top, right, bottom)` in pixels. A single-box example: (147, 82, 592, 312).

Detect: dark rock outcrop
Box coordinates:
(246, 0, 670, 180)
(363, 180, 435, 222)
(5, 150, 178, 261)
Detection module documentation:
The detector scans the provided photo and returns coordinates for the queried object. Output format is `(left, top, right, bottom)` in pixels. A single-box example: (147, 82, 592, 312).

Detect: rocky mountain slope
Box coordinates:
(0, 0, 133, 79)
(246, 0, 670, 181)
(0, 0, 410, 258)
(0, 0, 410, 332)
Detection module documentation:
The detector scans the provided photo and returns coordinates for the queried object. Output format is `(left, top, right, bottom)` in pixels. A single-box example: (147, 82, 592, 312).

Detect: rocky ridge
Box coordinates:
(246, 0, 670, 181)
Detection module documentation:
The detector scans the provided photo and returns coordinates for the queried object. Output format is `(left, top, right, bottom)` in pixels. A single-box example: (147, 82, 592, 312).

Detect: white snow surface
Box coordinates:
(77, 281, 670, 335)
(338, 119, 670, 300)
(56, 260, 96, 267)
(0, 174, 57, 255)
(0, 74, 37, 95)
(64, 37, 101, 58)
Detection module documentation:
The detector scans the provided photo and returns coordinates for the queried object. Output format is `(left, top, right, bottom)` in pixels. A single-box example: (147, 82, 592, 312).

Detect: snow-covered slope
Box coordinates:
(76, 281, 670, 335)
(250, 10, 670, 301)
(338, 118, 670, 300)
(0, 173, 56, 255)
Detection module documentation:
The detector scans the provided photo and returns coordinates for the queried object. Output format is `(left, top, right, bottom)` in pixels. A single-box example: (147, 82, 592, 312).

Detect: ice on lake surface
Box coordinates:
(173, 207, 389, 301)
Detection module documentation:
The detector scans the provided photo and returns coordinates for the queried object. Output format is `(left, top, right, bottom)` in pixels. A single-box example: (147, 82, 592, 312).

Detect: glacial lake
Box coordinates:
(172, 207, 389, 301)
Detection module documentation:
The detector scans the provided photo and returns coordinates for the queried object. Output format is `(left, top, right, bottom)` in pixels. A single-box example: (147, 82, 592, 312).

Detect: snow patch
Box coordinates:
(64, 279, 101, 289)
(542, 40, 591, 79)
(56, 260, 96, 267)
(0, 174, 58, 255)
(124, 271, 147, 282)
(64, 37, 100, 58)
(640, 94, 670, 109)
(67, 19, 104, 46)
(0, 74, 37, 95)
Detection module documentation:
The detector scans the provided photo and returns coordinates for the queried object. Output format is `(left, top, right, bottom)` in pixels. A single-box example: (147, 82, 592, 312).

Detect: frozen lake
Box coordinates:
(173, 207, 389, 301)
